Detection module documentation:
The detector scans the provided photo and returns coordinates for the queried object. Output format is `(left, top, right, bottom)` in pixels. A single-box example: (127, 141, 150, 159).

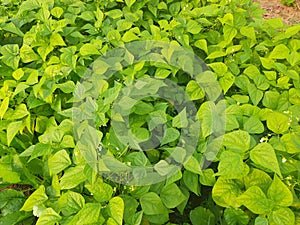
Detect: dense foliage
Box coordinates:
(0, 0, 300, 224)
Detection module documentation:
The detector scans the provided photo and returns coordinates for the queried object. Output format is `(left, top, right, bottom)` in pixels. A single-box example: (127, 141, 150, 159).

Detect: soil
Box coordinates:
(253, 0, 300, 25)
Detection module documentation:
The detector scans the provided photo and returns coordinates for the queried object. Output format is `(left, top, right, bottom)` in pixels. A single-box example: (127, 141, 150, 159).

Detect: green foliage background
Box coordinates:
(0, 0, 300, 224)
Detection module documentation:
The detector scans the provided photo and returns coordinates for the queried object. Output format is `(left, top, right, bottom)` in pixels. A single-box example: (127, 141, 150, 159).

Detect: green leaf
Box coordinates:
(80, 43, 100, 56)
(60, 191, 85, 216)
(154, 160, 177, 176)
(219, 72, 235, 94)
(184, 156, 201, 174)
(199, 169, 216, 186)
(0, 161, 21, 183)
(281, 132, 300, 154)
(172, 108, 188, 128)
(68, 203, 102, 224)
(60, 166, 86, 190)
(224, 208, 249, 225)
(0, 97, 9, 120)
(255, 217, 268, 225)
(29, 143, 52, 162)
(160, 183, 186, 208)
(108, 197, 124, 225)
(190, 206, 215, 225)
(254, 74, 270, 90)
(50, 33, 66, 46)
(197, 101, 220, 138)
(51, 6, 63, 18)
(269, 44, 290, 59)
(48, 150, 72, 175)
(212, 178, 242, 208)
(36, 208, 61, 225)
(263, 91, 280, 109)
(105, 9, 123, 19)
(238, 186, 273, 214)
(169, 2, 181, 16)
(161, 128, 180, 145)
(37, 45, 54, 62)
(266, 111, 290, 134)
(186, 80, 205, 100)
(121, 195, 139, 224)
(0, 44, 20, 69)
(21, 186, 48, 211)
(7, 121, 23, 146)
(186, 20, 202, 34)
(20, 45, 40, 63)
(248, 84, 263, 106)
(223, 26, 237, 45)
(217, 151, 248, 179)
(194, 39, 208, 54)
(183, 170, 200, 195)
(1, 22, 24, 37)
(267, 175, 293, 206)
(250, 143, 282, 177)
(12, 103, 29, 119)
(206, 51, 226, 59)
(85, 178, 113, 203)
(140, 192, 168, 215)
(244, 168, 272, 193)
(60, 46, 77, 69)
(268, 207, 295, 225)
(222, 130, 250, 153)
(240, 26, 256, 40)
(125, 0, 136, 8)
(154, 68, 171, 79)
(122, 31, 139, 42)
(243, 116, 264, 134)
